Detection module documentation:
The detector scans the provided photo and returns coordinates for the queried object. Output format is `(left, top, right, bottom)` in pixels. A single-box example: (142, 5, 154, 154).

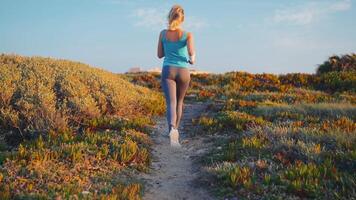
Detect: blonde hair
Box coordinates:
(167, 5, 184, 30)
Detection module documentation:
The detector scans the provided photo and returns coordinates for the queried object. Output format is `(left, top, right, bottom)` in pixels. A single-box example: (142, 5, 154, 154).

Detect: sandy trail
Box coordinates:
(141, 102, 215, 200)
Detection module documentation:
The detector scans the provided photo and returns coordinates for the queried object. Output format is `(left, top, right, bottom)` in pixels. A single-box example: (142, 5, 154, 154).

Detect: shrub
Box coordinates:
(0, 54, 162, 198)
(0, 54, 165, 143)
(316, 54, 356, 74)
(279, 73, 316, 88)
(279, 159, 354, 198)
(125, 72, 161, 91)
(253, 103, 356, 121)
(316, 71, 356, 92)
(0, 128, 150, 198)
(216, 111, 268, 132)
(229, 165, 252, 188)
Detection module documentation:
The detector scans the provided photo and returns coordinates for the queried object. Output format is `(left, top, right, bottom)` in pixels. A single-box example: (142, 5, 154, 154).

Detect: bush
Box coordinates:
(0, 54, 165, 143)
(279, 73, 316, 88)
(0, 54, 163, 198)
(316, 71, 356, 92)
(316, 54, 356, 74)
(253, 103, 356, 121)
(215, 111, 267, 132)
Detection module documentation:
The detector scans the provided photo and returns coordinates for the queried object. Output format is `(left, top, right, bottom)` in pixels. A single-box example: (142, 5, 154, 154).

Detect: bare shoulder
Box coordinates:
(186, 32, 194, 39)
(159, 29, 166, 37)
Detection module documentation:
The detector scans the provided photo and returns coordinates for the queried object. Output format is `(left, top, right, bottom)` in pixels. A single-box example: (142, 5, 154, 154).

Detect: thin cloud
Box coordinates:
(106, 0, 146, 5)
(130, 7, 208, 31)
(132, 8, 166, 28)
(329, 0, 352, 11)
(273, 0, 351, 25)
(185, 16, 209, 30)
(273, 35, 319, 49)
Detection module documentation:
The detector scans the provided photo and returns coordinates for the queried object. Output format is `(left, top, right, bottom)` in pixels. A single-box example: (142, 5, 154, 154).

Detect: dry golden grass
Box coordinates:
(0, 54, 165, 139)
(0, 54, 165, 199)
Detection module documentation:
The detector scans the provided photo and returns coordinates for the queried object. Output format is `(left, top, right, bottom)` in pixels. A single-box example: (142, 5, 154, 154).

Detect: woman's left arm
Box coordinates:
(157, 31, 164, 59)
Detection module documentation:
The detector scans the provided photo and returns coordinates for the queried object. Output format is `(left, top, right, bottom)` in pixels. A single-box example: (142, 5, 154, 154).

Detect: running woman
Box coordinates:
(157, 5, 196, 147)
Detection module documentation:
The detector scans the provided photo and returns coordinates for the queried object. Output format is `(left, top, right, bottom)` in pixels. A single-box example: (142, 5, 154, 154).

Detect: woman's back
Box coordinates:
(161, 29, 189, 68)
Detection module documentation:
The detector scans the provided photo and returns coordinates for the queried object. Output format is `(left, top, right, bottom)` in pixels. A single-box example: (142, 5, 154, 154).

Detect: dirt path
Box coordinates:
(141, 102, 216, 200)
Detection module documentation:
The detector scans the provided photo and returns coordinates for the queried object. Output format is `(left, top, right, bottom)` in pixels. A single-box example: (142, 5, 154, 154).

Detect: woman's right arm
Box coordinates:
(187, 32, 195, 64)
(157, 31, 164, 59)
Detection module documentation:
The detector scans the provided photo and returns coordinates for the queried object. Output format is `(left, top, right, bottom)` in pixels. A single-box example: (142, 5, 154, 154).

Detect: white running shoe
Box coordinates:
(169, 128, 181, 147)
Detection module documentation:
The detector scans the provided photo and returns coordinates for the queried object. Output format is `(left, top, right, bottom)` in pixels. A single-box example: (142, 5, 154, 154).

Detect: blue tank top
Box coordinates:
(161, 29, 189, 68)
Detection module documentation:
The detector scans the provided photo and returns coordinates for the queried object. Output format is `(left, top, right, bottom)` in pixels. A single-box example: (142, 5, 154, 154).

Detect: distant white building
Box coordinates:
(147, 67, 161, 73)
(128, 67, 141, 73)
(189, 68, 210, 74)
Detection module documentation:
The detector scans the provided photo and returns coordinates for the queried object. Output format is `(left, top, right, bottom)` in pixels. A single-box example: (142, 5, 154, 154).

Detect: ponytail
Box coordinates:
(168, 5, 184, 30)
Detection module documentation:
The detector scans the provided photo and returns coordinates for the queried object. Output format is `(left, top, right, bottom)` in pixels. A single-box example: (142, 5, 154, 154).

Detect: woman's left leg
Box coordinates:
(161, 66, 178, 132)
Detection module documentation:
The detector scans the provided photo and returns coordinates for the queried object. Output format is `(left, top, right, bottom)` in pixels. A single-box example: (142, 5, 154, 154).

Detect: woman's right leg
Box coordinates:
(175, 68, 190, 129)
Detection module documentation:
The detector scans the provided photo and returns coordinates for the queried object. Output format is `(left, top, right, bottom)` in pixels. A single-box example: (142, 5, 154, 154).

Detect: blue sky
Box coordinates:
(0, 0, 355, 74)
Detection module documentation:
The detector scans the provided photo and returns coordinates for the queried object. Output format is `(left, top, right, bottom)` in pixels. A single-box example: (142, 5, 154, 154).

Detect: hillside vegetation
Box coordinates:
(0, 54, 165, 199)
(124, 54, 356, 99)
(125, 53, 356, 199)
(0, 53, 355, 199)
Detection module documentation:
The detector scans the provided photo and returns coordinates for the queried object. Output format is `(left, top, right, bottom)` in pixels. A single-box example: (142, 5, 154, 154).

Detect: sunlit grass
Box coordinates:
(0, 54, 165, 199)
(253, 103, 356, 121)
